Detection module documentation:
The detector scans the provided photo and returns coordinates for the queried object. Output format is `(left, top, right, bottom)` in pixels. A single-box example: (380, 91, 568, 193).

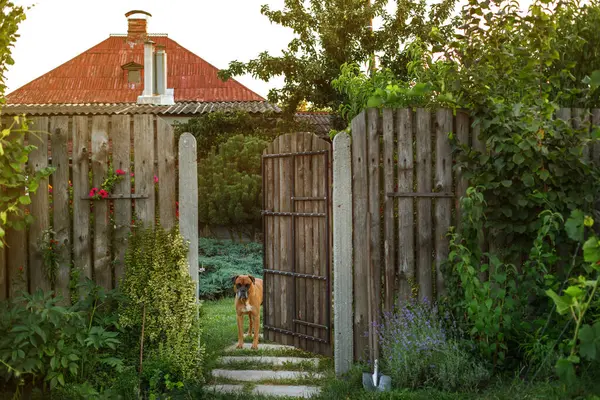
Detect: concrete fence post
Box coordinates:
(178, 133, 199, 299)
(333, 132, 353, 376)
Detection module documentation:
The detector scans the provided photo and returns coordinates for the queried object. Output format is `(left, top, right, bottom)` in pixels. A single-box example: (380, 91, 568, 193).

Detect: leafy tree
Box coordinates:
(218, 0, 457, 118)
(0, 4, 53, 248)
(197, 134, 268, 238)
(0, 0, 26, 97)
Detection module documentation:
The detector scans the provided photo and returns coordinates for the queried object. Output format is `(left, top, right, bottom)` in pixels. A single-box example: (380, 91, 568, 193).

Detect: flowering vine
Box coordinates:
(89, 167, 126, 200)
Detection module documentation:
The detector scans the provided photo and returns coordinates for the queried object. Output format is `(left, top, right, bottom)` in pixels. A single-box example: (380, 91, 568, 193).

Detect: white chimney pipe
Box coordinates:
(155, 48, 167, 95)
(143, 40, 154, 96)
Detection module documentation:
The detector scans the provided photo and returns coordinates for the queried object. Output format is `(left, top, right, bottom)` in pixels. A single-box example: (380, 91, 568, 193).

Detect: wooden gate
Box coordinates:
(262, 132, 332, 356)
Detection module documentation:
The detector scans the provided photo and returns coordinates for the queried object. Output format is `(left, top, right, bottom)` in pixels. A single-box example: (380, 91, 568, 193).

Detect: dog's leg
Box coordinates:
(251, 311, 260, 350)
(247, 313, 253, 337)
(236, 313, 245, 349)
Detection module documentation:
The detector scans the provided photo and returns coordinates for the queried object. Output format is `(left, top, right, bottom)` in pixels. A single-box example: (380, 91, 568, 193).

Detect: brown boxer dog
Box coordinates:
(232, 275, 263, 349)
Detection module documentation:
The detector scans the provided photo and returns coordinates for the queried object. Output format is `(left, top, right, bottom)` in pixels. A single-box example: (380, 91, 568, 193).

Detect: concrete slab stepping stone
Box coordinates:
(252, 385, 321, 398)
(211, 369, 324, 381)
(218, 356, 319, 366)
(204, 384, 244, 394)
(225, 343, 296, 351)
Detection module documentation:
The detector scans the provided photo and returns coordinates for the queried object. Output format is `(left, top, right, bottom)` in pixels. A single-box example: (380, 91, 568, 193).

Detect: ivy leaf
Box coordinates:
(556, 358, 577, 385)
(501, 180, 512, 187)
(546, 289, 572, 315)
(18, 195, 31, 205)
(539, 169, 550, 181)
(522, 173, 534, 187)
(583, 236, 600, 264)
(590, 70, 600, 88)
(565, 210, 585, 242)
(578, 322, 600, 361)
(513, 153, 525, 165)
(563, 286, 584, 298)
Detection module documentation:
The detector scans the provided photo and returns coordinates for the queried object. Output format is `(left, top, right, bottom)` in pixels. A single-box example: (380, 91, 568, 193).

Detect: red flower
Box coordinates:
(154, 175, 159, 184)
(99, 189, 109, 199)
(130, 173, 135, 177)
(18, 265, 23, 272)
(89, 188, 98, 197)
(116, 169, 126, 176)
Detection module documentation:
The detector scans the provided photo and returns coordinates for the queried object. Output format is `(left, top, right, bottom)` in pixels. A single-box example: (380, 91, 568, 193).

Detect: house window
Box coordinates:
(128, 70, 141, 84)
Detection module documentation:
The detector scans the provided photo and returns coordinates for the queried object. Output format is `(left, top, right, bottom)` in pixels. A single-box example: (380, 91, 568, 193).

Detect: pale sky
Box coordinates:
(5, 0, 536, 99)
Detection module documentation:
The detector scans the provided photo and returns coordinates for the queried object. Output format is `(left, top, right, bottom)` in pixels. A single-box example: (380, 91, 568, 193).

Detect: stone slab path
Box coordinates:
(208, 342, 324, 398)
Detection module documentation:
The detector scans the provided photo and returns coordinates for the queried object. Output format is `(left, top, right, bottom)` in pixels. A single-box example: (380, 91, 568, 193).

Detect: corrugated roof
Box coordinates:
(5, 35, 264, 104)
(1, 101, 280, 116)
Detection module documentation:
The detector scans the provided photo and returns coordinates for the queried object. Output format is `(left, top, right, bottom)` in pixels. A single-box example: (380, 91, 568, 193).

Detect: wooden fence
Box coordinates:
(0, 115, 198, 301)
(332, 107, 600, 372)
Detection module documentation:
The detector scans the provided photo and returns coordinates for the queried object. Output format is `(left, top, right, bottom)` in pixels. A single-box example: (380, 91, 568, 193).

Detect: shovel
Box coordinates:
(362, 359, 392, 392)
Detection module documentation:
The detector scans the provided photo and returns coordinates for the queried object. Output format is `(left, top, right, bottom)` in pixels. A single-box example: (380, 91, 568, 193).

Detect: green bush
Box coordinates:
(119, 225, 204, 383)
(0, 281, 124, 395)
(198, 238, 263, 299)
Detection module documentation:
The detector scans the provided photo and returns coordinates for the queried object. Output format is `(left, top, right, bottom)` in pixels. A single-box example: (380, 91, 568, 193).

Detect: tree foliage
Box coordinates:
(218, 0, 457, 117)
(197, 134, 268, 235)
(0, 0, 26, 96)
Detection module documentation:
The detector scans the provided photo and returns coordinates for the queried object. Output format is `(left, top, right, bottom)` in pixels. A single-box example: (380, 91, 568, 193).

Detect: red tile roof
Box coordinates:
(6, 35, 265, 104)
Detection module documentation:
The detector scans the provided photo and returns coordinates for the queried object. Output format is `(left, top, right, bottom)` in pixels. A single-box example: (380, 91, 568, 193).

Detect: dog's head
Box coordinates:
(232, 275, 256, 300)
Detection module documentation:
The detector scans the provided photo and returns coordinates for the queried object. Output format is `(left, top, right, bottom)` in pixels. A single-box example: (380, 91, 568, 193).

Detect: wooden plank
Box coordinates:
(455, 111, 470, 228)
(91, 116, 111, 289)
(157, 118, 176, 230)
(366, 108, 380, 363)
(416, 108, 433, 301)
(293, 134, 305, 350)
(351, 111, 369, 360)
(50, 116, 71, 302)
(333, 132, 353, 375)
(593, 109, 600, 166)
(0, 246, 6, 300)
(315, 134, 329, 354)
(272, 135, 281, 346)
(470, 121, 488, 281)
(434, 109, 453, 299)
(556, 108, 571, 123)
(382, 108, 395, 314)
(397, 108, 414, 303)
(302, 133, 314, 353)
(133, 115, 156, 227)
(5, 123, 29, 297)
(280, 134, 293, 345)
(313, 134, 324, 354)
(111, 115, 131, 285)
(72, 116, 92, 285)
(27, 117, 51, 293)
(573, 108, 590, 162)
(178, 133, 199, 298)
(264, 140, 275, 343)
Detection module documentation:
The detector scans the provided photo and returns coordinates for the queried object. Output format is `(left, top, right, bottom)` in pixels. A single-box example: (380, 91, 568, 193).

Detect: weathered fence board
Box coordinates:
(111, 115, 131, 285)
(0, 247, 6, 300)
(302, 134, 314, 353)
(280, 134, 292, 346)
(264, 140, 275, 343)
(178, 133, 199, 298)
(294, 135, 307, 351)
(6, 214, 27, 297)
(72, 116, 92, 284)
(50, 116, 71, 302)
(573, 108, 590, 161)
(28, 117, 51, 293)
(593, 109, 600, 165)
(455, 111, 470, 226)
(351, 111, 369, 360)
(367, 108, 380, 362)
(157, 118, 176, 230)
(383, 109, 395, 313)
(397, 108, 414, 302)
(416, 108, 433, 301)
(92, 116, 111, 289)
(434, 109, 453, 299)
(134, 115, 155, 227)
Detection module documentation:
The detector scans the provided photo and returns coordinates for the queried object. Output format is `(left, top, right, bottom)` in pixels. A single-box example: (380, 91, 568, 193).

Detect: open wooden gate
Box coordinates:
(261, 132, 332, 356)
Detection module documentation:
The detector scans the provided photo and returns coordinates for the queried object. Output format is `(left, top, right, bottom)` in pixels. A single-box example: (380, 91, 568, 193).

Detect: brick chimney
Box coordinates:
(125, 10, 152, 43)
